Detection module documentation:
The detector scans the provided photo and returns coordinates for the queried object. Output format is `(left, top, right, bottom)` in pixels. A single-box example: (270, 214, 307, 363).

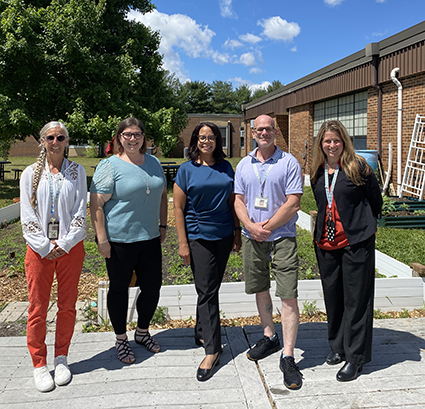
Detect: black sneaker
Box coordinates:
(279, 355, 303, 390)
(247, 334, 281, 361)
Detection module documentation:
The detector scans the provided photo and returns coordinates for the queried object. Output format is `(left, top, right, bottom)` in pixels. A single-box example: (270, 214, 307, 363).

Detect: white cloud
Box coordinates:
(129, 9, 232, 81)
(128, 9, 268, 82)
(376, 0, 386, 3)
(228, 77, 268, 94)
(249, 67, 263, 74)
(211, 50, 231, 65)
(372, 30, 389, 37)
(223, 38, 243, 49)
(249, 81, 272, 93)
(324, 0, 345, 5)
(219, 0, 237, 19)
(229, 76, 251, 88)
(291, 46, 297, 52)
(239, 33, 262, 44)
(257, 16, 301, 42)
(239, 52, 256, 67)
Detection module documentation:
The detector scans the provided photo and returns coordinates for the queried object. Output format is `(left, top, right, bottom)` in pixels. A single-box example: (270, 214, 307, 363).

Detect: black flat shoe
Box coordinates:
(336, 362, 363, 382)
(196, 353, 220, 382)
(326, 351, 345, 365)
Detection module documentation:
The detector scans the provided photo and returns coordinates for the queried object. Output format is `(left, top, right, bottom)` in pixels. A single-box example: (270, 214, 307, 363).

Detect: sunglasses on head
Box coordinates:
(45, 134, 67, 143)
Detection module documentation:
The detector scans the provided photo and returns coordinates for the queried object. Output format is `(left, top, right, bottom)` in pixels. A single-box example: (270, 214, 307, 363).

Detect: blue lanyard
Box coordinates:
(324, 161, 339, 213)
(46, 159, 66, 217)
(252, 152, 280, 196)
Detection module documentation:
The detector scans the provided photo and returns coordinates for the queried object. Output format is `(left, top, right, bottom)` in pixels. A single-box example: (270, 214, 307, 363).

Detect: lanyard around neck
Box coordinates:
(252, 152, 280, 196)
(324, 161, 339, 210)
(46, 159, 66, 217)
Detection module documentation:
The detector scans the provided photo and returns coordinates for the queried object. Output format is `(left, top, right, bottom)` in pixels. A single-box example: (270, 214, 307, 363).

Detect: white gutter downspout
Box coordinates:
(390, 67, 402, 196)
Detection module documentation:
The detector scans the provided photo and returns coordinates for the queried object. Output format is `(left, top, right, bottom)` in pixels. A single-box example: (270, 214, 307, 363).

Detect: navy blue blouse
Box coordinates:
(174, 160, 235, 241)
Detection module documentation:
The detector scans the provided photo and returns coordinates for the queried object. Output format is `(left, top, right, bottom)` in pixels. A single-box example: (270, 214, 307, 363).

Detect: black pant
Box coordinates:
(314, 234, 375, 365)
(105, 237, 162, 334)
(189, 235, 234, 355)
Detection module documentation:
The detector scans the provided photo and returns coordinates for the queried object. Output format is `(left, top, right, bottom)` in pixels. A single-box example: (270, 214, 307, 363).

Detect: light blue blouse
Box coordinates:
(90, 154, 166, 243)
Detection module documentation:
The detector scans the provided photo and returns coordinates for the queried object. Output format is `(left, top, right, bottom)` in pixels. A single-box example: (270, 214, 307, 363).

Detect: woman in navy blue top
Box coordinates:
(174, 122, 241, 381)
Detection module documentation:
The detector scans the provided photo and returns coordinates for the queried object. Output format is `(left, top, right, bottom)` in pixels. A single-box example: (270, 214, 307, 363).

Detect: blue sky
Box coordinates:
(129, 0, 424, 93)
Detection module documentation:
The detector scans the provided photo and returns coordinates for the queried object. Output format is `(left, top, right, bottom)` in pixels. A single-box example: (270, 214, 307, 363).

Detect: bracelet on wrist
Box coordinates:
(234, 226, 242, 231)
(159, 225, 168, 229)
(99, 240, 109, 245)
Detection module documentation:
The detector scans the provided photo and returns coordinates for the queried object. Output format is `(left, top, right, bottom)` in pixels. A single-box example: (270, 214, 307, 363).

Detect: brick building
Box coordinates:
(10, 114, 245, 159)
(242, 21, 425, 196)
(9, 136, 90, 158)
(172, 113, 244, 158)
(9, 136, 40, 157)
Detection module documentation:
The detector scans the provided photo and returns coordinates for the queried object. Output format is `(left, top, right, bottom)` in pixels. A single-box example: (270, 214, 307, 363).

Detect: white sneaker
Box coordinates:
(54, 355, 72, 386)
(33, 366, 54, 392)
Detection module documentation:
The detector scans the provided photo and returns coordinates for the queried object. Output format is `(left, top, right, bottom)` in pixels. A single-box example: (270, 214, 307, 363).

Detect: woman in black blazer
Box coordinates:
(310, 120, 382, 382)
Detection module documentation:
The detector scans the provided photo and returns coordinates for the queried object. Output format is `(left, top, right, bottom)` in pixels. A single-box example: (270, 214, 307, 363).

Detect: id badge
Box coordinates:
(48, 219, 59, 240)
(254, 195, 268, 209)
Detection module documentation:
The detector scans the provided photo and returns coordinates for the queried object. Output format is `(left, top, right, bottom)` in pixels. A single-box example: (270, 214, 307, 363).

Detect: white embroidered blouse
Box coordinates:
(20, 159, 87, 258)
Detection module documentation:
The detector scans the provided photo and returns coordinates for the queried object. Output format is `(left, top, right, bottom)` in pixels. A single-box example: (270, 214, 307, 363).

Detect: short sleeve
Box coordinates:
(90, 160, 114, 194)
(285, 156, 304, 195)
(224, 160, 235, 179)
(174, 163, 188, 194)
(234, 158, 246, 195)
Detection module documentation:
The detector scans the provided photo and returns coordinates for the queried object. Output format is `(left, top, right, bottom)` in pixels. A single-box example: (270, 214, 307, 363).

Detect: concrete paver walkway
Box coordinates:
(1, 317, 424, 408)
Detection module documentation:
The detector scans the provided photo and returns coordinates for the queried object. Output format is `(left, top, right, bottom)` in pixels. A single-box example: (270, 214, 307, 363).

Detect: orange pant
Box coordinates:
(25, 241, 85, 368)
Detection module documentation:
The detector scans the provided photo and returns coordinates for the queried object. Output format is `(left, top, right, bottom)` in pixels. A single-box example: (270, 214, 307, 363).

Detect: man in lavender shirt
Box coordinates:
(234, 115, 304, 390)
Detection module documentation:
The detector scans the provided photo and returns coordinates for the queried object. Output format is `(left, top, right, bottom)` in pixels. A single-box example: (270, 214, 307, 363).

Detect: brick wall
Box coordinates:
(9, 136, 40, 157)
(289, 104, 314, 174)
(171, 116, 244, 158)
(369, 72, 425, 193)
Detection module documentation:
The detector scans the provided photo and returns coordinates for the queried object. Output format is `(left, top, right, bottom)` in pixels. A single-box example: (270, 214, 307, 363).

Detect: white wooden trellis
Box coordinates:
(399, 114, 425, 200)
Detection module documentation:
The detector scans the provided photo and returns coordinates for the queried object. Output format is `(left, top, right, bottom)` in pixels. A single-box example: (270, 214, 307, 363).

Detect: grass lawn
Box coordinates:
(301, 186, 425, 267)
(2, 157, 425, 269)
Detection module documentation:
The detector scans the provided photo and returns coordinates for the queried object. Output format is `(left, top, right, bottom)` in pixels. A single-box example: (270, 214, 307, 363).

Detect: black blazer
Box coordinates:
(312, 161, 383, 246)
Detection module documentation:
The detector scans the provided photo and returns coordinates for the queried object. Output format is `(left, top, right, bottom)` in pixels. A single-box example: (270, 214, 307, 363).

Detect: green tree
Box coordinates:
(235, 84, 251, 111)
(267, 80, 284, 93)
(211, 80, 238, 114)
(0, 0, 184, 152)
(251, 88, 267, 100)
(178, 80, 213, 114)
(251, 80, 284, 102)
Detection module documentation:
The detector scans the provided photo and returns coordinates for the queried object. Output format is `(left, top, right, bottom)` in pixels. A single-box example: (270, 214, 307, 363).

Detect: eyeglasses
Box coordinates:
(121, 132, 144, 140)
(198, 135, 217, 142)
(254, 127, 275, 134)
(45, 134, 67, 143)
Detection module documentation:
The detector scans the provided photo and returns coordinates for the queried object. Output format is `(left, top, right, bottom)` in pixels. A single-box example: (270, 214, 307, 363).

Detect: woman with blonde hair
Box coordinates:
(20, 121, 87, 392)
(311, 120, 382, 382)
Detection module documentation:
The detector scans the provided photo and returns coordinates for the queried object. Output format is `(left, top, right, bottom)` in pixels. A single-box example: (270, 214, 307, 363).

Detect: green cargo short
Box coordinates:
(242, 235, 299, 299)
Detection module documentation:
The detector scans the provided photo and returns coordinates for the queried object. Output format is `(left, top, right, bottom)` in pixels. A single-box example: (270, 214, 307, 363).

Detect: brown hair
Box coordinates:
(114, 117, 147, 155)
(310, 120, 371, 185)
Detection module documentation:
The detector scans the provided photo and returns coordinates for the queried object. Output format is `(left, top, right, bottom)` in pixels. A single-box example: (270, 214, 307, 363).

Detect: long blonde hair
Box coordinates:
(310, 120, 371, 185)
(30, 121, 69, 208)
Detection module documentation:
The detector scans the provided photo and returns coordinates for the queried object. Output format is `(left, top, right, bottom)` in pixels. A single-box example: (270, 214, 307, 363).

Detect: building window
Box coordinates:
(240, 127, 244, 149)
(314, 91, 367, 150)
(219, 127, 228, 148)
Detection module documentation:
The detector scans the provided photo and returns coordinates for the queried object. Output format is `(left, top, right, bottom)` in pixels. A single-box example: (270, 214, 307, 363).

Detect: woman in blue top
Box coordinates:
(90, 117, 167, 365)
(174, 122, 242, 381)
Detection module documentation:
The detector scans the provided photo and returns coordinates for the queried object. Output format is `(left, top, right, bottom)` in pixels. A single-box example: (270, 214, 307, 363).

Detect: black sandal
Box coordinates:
(134, 329, 160, 353)
(115, 337, 136, 364)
